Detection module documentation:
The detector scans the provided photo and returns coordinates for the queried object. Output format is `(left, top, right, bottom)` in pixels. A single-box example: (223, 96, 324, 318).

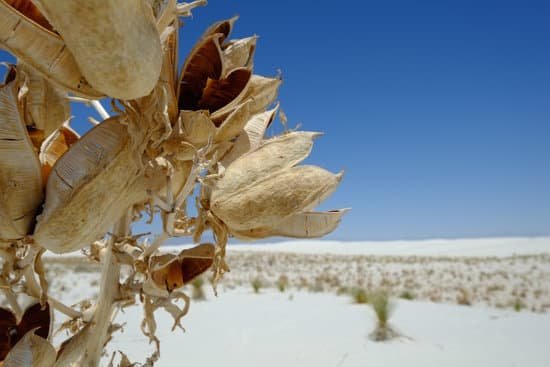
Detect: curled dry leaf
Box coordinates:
(0, 67, 43, 241)
(150, 243, 215, 292)
(0, 0, 102, 98)
(34, 0, 162, 100)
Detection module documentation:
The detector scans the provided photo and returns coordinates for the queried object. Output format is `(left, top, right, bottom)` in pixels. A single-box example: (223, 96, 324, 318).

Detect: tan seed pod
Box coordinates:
(178, 110, 216, 146)
(150, 243, 215, 292)
(0, 0, 102, 98)
(232, 209, 349, 240)
(211, 165, 343, 231)
(223, 36, 258, 73)
(214, 131, 320, 195)
(34, 0, 163, 100)
(33, 116, 145, 253)
(19, 63, 70, 138)
(214, 99, 252, 142)
(198, 67, 252, 113)
(0, 67, 43, 241)
(220, 104, 278, 167)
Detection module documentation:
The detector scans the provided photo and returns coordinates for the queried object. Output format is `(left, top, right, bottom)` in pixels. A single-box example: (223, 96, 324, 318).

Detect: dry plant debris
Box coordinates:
(0, 1, 346, 366)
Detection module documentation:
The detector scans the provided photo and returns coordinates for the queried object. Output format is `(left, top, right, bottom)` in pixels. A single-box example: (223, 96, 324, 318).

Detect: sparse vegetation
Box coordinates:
(369, 290, 398, 341)
(277, 275, 289, 292)
(251, 277, 263, 294)
(351, 288, 369, 304)
(191, 277, 206, 301)
(399, 290, 415, 300)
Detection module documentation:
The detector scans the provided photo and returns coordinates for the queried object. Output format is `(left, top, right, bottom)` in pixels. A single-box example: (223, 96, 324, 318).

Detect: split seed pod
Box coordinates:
(34, 0, 162, 99)
(0, 302, 52, 362)
(33, 116, 143, 253)
(0, 0, 102, 98)
(210, 132, 344, 234)
(150, 243, 215, 292)
(0, 67, 43, 242)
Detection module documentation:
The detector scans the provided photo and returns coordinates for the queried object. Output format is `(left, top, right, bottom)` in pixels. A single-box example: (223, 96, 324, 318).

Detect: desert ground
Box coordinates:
(11, 237, 550, 366)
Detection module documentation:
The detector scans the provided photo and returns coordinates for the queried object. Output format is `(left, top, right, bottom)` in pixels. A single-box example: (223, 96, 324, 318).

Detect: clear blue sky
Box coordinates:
(2, 1, 549, 240)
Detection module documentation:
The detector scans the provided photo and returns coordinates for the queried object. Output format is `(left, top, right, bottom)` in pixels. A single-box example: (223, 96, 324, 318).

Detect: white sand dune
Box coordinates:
(222, 237, 550, 257)
(107, 288, 550, 367)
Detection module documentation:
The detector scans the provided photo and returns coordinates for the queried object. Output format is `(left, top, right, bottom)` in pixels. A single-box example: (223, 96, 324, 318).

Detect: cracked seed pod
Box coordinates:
(18, 63, 70, 139)
(232, 209, 349, 240)
(2, 332, 56, 367)
(34, 0, 163, 100)
(210, 131, 345, 234)
(32, 116, 143, 253)
(212, 165, 343, 231)
(149, 243, 215, 292)
(0, 67, 43, 242)
(0, 0, 102, 98)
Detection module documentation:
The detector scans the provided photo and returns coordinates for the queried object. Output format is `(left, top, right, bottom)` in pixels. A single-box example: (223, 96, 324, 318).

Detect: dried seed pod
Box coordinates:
(232, 209, 349, 240)
(0, 302, 52, 362)
(150, 243, 215, 292)
(0, 67, 43, 241)
(220, 104, 278, 167)
(34, 0, 163, 100)
(178, 34, 224, 110)
(214, 131, 320, 195)
(33, 116, 145, 253)
(0, 0, 102, 98)
(223, 36, 257, 72)
(2, 332, 56, 367)
(211, 166, 343, 231)
(214, 99, 252, 141)
(198, 67, 252, 113)
(200, 16, 238, 43)
(19, 63, 70, 138)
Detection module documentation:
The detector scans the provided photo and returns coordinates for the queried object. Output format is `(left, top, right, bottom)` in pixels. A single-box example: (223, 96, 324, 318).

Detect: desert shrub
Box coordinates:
(369, 290, 398, 341)
(277, 274, 289, 292)
(399, 290, 415, 300)
(191, 277, 206, 301)
(251, 277, 263, 294)
(351, 288, 369, 304)
(514, 298, 524, 312)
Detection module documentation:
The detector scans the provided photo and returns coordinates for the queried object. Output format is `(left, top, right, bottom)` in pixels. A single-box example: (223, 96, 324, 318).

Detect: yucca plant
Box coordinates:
(0, 1, 346, 365)
(369, 290, 398, 341)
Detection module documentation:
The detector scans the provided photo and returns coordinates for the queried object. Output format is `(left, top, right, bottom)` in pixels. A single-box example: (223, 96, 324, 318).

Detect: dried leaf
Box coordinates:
(34, 0, 162, 99)
(211, 166, 343, 231)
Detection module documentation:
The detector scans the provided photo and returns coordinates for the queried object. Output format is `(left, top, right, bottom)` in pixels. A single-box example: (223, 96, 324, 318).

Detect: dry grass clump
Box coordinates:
(251, 277, 263, 294)
(277, 274, 289, 292)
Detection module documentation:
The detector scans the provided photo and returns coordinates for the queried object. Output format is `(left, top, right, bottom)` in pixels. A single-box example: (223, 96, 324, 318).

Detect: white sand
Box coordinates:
(106, 288, 550, 367)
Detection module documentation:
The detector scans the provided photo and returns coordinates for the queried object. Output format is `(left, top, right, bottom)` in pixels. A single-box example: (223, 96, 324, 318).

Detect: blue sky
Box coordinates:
(2, 1, 549, 241)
